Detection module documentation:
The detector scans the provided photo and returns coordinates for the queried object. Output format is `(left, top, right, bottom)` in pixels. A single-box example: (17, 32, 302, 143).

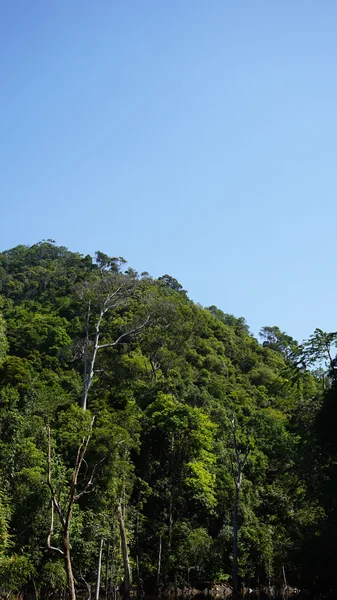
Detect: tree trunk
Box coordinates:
(96, 538, 104, 600)
(111, 525, 117, 600)
(136, 554, 143, 600)
(156, 535, 162, 592)
(168, 496, 173, 554)
(117, 504, 131, 599)
(105, 540, 110, 600)
(232, 481, 240, 594)
(230, 417, 250, 597)
(82, 311, 102, 410)
(282, 565, 288, 598)
(64, 532, 76, 600)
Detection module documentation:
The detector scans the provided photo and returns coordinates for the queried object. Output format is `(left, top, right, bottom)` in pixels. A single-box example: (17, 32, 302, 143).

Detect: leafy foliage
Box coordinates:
(0, 242, 330, 596)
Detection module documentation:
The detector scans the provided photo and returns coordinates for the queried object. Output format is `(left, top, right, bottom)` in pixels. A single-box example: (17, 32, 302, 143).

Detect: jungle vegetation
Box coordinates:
(0, 241, 336, 599)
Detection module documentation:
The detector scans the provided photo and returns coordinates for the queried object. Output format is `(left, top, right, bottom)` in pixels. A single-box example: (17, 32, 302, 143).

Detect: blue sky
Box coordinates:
(2, 1, 337, 342)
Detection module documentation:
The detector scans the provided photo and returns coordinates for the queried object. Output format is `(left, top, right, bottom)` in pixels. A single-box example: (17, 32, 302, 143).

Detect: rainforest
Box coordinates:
(0, 241, 336, 600)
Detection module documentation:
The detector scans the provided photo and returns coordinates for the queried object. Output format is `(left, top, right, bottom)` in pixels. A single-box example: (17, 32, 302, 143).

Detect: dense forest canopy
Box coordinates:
(0, 241, 336, 599)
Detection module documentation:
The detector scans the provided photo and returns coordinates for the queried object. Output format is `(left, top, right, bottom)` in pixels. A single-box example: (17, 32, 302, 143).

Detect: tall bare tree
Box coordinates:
(47, 259, 152, 598)
(47, 421, 122, 600)
(81, 271, 151, 410)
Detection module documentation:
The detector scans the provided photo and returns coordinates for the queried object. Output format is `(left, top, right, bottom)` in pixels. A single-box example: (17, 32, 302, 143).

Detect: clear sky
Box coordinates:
(2, 1, 337, 342)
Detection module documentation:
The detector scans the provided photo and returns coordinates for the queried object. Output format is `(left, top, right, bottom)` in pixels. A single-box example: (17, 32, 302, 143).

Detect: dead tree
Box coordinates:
(47, 423, 122, 600)
(96, 538, 104, 600)
(82, 277, 151, 410)
(47, 268, 150, 597)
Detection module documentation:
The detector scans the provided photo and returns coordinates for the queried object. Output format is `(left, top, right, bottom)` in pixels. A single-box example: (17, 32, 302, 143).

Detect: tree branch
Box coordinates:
(47, 427, 66, 547)
(74, 439, 125, 502)
(47, 499, 64, 556)
(97, 316, 151, 350)
(72, 417, 95, 490)
(83, 301, 91, 392)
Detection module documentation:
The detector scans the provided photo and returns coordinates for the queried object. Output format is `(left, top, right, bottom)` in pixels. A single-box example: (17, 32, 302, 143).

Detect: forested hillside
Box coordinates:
(0, 241, 336, 599)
